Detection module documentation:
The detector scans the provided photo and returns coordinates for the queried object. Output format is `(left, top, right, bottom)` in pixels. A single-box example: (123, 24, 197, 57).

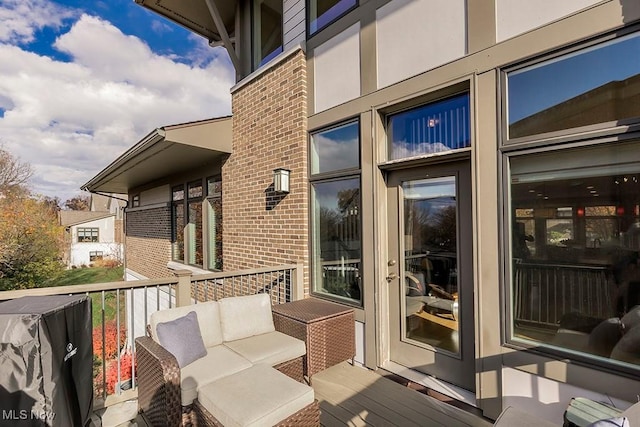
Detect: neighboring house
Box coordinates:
(59, 194, 125, 267)
(83, 0, 640, 423)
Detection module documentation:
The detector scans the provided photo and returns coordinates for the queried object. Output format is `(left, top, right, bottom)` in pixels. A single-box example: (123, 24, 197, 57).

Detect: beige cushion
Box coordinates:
(219, 294, 275, 342)
(198, 364, 314, 427)
(149, 301, 223, 348)
(224, 331, 306, 366)
(180, 345, 252, 406)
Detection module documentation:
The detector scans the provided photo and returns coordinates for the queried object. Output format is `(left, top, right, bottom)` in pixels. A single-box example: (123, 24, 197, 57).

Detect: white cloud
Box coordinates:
(0, 12, 234, 202)
(0, 0, 76, 44)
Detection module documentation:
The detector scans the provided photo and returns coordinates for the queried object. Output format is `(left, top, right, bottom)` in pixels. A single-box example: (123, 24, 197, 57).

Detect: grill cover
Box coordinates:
(0, 295, 93, 427)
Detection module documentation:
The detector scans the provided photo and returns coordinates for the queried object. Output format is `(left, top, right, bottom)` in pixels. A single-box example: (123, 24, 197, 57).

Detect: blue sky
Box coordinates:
(0, 0, 234, 201)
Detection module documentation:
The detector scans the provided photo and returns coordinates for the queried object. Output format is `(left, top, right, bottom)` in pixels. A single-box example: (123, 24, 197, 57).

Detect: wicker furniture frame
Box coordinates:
(136, 320, 307, 427)
(272, 298, 355, 380)
(192, 398, 320, 426)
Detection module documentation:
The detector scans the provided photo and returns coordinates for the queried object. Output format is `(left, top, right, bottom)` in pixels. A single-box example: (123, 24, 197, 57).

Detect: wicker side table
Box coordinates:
(272, 298, 355, 380)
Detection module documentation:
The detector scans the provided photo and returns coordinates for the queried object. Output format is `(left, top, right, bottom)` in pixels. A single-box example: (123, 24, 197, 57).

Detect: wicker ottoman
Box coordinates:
(193, 364, 319, 426)
(272, 298, 355, 380)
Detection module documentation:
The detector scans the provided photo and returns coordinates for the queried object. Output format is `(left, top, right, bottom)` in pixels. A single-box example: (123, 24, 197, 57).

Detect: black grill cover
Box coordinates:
(0, 295, 93, 427)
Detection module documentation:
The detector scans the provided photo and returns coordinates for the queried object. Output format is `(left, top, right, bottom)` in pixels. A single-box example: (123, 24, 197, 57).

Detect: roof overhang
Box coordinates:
(82, 116, 232, 195)
(134, 0, 240, 70)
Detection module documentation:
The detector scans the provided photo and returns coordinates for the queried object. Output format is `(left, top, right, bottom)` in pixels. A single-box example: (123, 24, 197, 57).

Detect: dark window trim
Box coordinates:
(306, 0, 359, 39)
(251, 0, 284, 71)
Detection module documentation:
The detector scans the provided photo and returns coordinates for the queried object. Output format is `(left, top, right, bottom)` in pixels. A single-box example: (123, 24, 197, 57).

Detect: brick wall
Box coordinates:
(125, 207, 172, 278)
(223, 49, 309, 293)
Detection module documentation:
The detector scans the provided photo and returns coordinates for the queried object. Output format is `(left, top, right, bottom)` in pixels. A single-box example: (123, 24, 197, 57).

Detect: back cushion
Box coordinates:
(149, 300, 223, 347)
(219, 294, 275, 342)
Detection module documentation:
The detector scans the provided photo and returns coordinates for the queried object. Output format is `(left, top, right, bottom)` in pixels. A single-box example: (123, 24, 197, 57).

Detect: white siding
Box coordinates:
(496, 0, 603, 42)
(502, 367, 633, 423)
(314, 23, 361, 113)
(284, 0, 306, 49)
(376, 0, 466, 90)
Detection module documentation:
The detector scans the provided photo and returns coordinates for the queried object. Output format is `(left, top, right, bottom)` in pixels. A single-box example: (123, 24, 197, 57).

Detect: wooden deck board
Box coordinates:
(312, 362, 492, 427)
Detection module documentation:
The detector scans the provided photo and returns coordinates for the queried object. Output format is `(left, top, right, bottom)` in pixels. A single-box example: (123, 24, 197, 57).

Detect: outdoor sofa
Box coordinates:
(135, 293, 320, 426)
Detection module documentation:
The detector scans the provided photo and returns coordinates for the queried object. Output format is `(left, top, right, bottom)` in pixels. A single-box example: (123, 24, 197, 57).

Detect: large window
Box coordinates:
(311, 121, 362, 305)
(78, 227, 99, 243)
(508, 140, 640, 368)
(253, 0, 283, 68)
(308, 0, 356, 36)
(506, 31, 640, 140)
(172, 177, 223, 270)
(387, 93, 470, 161)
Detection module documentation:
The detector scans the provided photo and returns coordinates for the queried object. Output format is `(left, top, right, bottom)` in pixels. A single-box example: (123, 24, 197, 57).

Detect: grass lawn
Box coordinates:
(47, 266, 125, 330)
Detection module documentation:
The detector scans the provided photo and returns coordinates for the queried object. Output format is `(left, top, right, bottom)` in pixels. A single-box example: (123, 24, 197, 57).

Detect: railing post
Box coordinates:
(174, 270, 192, 307)
(293, 262, 304, 301)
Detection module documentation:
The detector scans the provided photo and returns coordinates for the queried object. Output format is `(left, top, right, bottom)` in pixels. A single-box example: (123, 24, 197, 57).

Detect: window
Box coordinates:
(508, 141, 640, 369)
(171, 178, 223, 270)
(308, 0, 357, 36)
(89, 251, 104, 261)
(387, 93, 470, 161)
(78, 227, 99, 242)
(506, 31, 640, 140)
(311, 121, 362, 305)
(131, 194, 140, 207)
(171, 186, 185, 262)
(253, 0, 283, 68)
(206, 177, 223, 270)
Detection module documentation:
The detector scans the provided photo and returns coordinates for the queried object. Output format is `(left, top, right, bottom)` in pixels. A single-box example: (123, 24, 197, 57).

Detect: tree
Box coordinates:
(0, 147, 32, 197)
(64, 195, 90, 211)
(0, 195, 65, 290)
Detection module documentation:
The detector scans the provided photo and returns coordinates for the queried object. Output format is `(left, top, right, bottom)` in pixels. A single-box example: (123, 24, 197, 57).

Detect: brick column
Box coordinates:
(223, 49, 309, 294)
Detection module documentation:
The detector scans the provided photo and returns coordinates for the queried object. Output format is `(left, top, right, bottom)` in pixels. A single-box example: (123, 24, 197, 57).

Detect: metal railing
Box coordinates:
(0, 262, 304, 410)
(513, 261, 617, 328)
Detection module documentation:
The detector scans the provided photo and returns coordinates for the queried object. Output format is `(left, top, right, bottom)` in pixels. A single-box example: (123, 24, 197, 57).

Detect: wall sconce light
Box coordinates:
(273, 168, 290, 193)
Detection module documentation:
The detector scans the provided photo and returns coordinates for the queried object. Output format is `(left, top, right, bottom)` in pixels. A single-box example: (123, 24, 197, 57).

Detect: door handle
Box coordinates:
(386, 273, 398, 282)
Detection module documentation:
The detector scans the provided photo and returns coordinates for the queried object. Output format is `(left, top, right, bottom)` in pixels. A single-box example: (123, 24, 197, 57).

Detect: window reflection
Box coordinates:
(311, 121, 359, 174)
(253, 0, 283, 68)
(311, 178, 362, 304)
(510, 142, 640, 367)
(508, 32, 640, 139)
(388, 93, 470, 161)
(308, 0, 357, 35)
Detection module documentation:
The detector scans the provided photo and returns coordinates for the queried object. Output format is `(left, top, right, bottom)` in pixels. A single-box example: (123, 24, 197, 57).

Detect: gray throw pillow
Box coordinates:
(156, 311, 207, 368)
(611, 325, 640, 365)
(621, 305, 640, 330)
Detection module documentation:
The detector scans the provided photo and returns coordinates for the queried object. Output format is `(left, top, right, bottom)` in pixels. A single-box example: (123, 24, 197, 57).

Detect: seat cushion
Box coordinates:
(197, 364, 314, 427)
(219, 294, 275, 342)
(156, 311, 207, 368)
(224, 331, 306, 366)
(180, 345, 252, 406)
(150, 300, 223, 348)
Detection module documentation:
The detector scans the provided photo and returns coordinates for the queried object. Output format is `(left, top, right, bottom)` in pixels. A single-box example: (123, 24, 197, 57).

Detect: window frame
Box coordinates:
(309, 118, 363, 307)
(499, 27, 640, 376)
(77, 227, 99, 243)
(500, 25, 640, 148)
(306, 0, 358, 38)
(251, 0, 284, 70)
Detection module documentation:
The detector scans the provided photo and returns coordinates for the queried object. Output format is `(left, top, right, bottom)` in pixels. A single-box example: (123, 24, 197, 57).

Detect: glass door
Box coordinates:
(386, 160, 475, 391)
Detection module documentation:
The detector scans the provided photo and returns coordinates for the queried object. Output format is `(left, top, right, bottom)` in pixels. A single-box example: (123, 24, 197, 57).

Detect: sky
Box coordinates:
(0, 0, 234, 202)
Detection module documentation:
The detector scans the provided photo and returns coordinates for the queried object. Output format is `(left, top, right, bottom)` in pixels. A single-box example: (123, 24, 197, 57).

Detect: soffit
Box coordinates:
(134, 0, 237, 43)
(82, 117, 232, 195)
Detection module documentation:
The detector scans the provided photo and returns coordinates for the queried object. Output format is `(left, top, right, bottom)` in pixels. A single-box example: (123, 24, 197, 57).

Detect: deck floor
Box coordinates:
(312, 362, 491, 427)
(108, 362, 492, 427)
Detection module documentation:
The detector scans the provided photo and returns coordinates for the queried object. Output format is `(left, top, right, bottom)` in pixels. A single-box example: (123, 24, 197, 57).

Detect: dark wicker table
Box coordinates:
(272, 298, 355, 380)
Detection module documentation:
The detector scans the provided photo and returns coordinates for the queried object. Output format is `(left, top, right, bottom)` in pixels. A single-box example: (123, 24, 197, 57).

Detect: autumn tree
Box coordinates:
(64, 195, 90, 211)
(0, 149, 64, 290)
(0, 147, 32, 197)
